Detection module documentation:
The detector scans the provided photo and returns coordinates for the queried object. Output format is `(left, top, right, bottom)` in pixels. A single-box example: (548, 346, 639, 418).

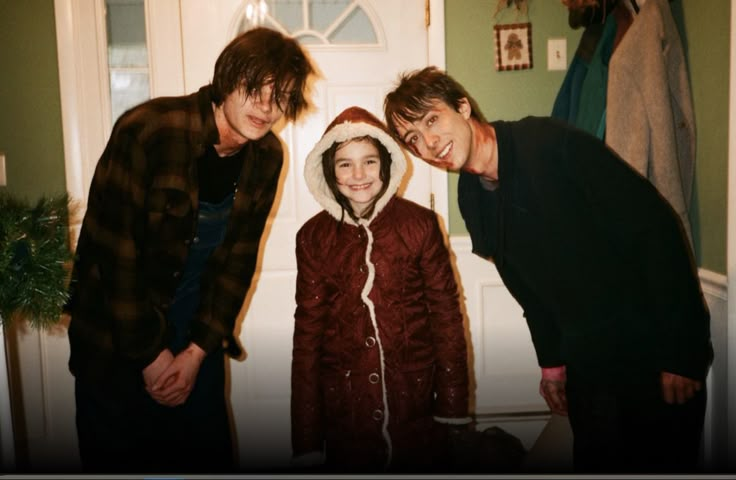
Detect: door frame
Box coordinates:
(727, 0, 736, 468)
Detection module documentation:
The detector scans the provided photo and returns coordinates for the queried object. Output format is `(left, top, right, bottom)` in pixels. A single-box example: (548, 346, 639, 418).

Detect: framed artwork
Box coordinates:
(494, 22, 533, 71)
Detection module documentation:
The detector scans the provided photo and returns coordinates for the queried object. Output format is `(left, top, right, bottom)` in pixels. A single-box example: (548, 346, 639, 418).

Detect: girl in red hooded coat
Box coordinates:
(290, 106, 471, 473)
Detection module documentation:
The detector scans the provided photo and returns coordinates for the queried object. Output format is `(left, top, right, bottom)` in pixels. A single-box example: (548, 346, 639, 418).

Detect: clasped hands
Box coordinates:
(142, 343, 206, 407)
(538, 365, 703, 416)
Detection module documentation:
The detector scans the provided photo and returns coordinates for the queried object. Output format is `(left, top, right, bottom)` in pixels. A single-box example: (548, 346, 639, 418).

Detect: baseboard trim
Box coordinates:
(699, 268, 727, 300)
(475, 411, 550, 421)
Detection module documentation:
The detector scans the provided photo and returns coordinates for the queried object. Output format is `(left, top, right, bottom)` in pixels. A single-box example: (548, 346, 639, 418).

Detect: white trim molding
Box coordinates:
(54, 0, 111, 224)
(428, 0, 449, 229)
(699, 269, 728, 300)
(698, 268, 729, 471)
(0, 324, 16, 471)
(728, 0, 736, 471)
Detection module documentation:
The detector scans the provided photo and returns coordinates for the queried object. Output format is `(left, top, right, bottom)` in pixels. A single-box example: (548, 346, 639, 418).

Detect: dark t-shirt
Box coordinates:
(198, 145, 244, 203)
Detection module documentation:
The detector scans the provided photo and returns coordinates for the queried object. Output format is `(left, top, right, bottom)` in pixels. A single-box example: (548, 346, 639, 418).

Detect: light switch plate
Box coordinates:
(0, 152, 6, 186)
(547, 38, 567, 71)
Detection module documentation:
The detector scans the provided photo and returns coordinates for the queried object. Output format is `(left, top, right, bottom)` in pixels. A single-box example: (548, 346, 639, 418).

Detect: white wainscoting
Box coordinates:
(449, 236, 549, 452)
(9, 321, 79, 472)
(699, 269, 729, 471)
(0, 323, 16, 471)
(450, 236, 547, 416)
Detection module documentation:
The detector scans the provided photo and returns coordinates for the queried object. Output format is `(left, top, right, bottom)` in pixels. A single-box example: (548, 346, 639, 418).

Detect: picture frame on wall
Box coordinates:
(494, 22, 533, 71)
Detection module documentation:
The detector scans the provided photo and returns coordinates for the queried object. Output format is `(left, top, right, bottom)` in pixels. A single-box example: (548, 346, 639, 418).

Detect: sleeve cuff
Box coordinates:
(189, 320, 224, 355)
(434, 416, 474, 425)
(541, 365, 566, 381)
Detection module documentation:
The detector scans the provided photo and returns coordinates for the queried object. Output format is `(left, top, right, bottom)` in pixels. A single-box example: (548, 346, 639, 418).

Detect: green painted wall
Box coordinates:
(0, 0, 728, 273)
(0, 0, 66, 202)
(677, 1, 730, 272)
(445, 0, 729, 274)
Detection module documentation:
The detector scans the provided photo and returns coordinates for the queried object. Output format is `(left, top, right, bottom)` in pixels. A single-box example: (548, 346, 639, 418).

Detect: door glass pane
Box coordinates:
(105, 0, 150, 123)
(238, 0, 378, 46)
(309, 0, 351, 31)
(327, 6, 375, 43)
(267, 0, 302, 33)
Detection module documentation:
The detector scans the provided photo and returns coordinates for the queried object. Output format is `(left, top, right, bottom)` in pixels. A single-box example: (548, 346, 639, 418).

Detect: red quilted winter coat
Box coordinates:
(290, 107, 470, 473)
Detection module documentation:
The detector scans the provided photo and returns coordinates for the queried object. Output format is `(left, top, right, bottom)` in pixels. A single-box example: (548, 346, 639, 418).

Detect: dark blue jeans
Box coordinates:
(76, 196, 235, 473)
(566, 369, 707, 473)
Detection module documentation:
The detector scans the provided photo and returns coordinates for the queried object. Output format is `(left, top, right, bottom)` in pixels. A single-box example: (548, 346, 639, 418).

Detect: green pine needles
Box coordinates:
(0, 193, 73, 329)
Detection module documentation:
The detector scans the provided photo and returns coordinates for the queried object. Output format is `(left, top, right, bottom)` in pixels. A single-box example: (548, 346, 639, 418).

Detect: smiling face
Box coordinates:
(217, 83, 290, 148)
(333, 138, 385, 216)
(394, 97, 474, 172)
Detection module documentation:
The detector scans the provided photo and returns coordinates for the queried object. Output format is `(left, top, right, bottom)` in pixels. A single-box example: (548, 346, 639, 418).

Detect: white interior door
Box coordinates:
(178, 0, 437, 469)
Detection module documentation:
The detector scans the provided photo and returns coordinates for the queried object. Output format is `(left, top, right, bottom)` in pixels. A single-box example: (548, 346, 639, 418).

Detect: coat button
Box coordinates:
(193, 236, 200, 244)
(372, 409, 384, 421)
(365, 336, 376, 348)
(368, 373, 380, 384)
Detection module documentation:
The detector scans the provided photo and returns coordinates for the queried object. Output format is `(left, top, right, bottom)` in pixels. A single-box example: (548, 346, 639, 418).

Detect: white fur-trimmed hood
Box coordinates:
(303, 106, 407, 225)
(303, 106, 407, 468)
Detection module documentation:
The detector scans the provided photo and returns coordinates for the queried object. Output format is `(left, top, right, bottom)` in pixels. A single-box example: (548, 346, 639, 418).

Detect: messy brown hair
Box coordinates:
(384, 66, 486, 143)
(211, 27, 315, 121)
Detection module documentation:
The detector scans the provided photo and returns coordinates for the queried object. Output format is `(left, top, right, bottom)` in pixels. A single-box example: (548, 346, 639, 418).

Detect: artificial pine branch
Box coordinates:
(0, 193, 73, 329)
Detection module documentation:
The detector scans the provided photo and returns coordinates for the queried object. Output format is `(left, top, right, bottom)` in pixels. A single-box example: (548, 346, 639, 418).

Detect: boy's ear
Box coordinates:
(458, 97, 472, 119)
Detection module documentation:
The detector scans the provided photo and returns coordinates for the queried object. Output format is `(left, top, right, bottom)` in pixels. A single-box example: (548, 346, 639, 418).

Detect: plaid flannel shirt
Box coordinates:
(66, 85, 284, 390)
